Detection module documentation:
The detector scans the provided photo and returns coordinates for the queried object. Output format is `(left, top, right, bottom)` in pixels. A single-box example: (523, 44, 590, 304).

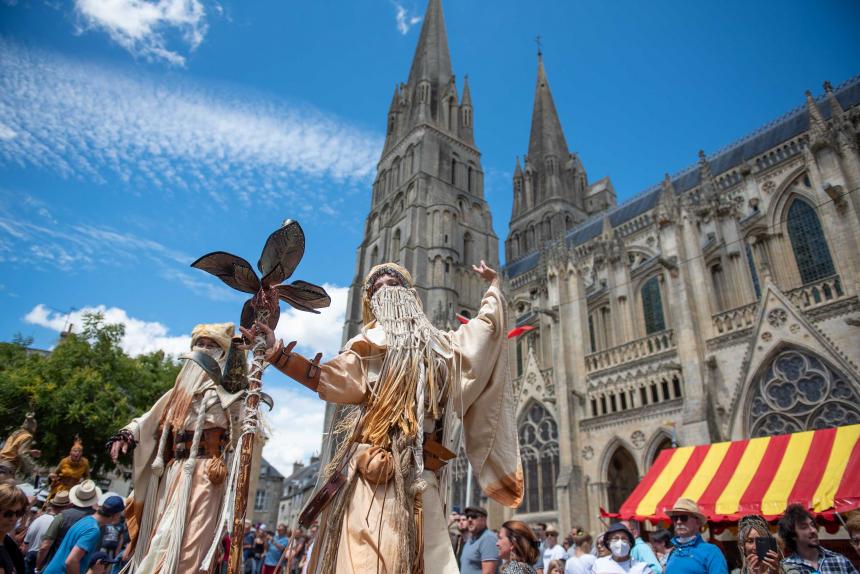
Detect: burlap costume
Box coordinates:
(271, 263, 523, 574)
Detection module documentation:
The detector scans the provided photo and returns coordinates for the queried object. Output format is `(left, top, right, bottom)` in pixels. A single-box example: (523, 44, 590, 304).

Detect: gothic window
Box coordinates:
(606, 446, 638, 513)
(451, 159, 457, 186)
(748, 348, 860, 437)
(370, 245, 379, 268)
(463, 232, 473, 267)
(746, 243, 761, 299)
(516, 340, 524, 377)
(518, 402, 559, 514)
(468, 166, 474, 192)
(588, 314, 597, 353)
(640, 276, 666, 334)
(710, 263, 728, 312)
(391, 229, 401, 262)
(787, 199, 836, 284)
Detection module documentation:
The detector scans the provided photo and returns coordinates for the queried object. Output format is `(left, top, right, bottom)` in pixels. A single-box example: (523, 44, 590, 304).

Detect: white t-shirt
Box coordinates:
(593, 556, 650, 574)
(566, 553, 597, 574)
(544, 544, 566, 567)
(23, 513, 54, 550)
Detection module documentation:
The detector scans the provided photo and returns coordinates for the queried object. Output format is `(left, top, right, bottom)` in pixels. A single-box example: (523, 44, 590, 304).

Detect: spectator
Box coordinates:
(496, 520, 539, 574)
(23, 490, 70, 574)
(564, 530, 595, 574)
(36, 480, 101, 571)
(737, 515, 779, 574)
(262, 524, 288, 574)
(242, 524, 256, 574)
(544, 530, 566, 566)
(664, 498, 727, 574)
(779, 504, 857, 574)
(548, 560, 566, 574)
(450, 512, 471, 561)
(622, 520, 663, 574)
(594, 523, 650, 574)
(534, 523, 548, 573)
(287, 533, 306, 574)
(0, 482, 28, 574)
(83, 551, 118, 574)
(845, 511, 860, 559)
(301, 524, 317, 574)
(595, 533, 611, 558)
(42, 495, 124, 574)
(460, 506, 499, 574)
(649, 529, 673, 570)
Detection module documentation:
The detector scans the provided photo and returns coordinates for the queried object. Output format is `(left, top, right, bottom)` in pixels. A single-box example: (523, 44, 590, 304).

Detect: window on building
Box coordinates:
(641, 276, 666, 334)
(787, 199, 836, 284)
(620, 393, 628, 410)
(254, 489, 267, 511)
(391, 229, 401, 262)
(661, 380, 670, 401)
(640, 387, 648, 406)
(468, 166, 473, 192)
(463, 232, 473, 266)
(591, 398, 598, 417)
(710, 263, 727, 311)
(672, 376, 682, 398)
(516, 341, 523, 377)
(746, 243, 761, 299)
(600, 396, 608, 415)
(610, 394, 617, 413)
(588, 314, 597, 353)
(451, 159, 457, 186)
(518, 402, 560, 514)
(650, 383, 659, 403)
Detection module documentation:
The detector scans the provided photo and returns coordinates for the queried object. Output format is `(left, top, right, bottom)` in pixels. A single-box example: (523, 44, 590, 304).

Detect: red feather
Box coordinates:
(506, 325, 535, 339)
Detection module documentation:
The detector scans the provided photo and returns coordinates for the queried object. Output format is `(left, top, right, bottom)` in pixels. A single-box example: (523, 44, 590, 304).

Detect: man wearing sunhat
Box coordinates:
(23, 489, 69, 573)
(460, 506, 499, 574)
(42, 495, 124, 574)
(36, 480, 102, 570)
(593, 523, 651, 574)
(664, 498, 727, 574)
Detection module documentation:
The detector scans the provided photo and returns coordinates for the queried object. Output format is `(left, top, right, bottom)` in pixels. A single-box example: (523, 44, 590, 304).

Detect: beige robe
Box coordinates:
(307, 282, 523, 573)
(123, 361, 244, 573)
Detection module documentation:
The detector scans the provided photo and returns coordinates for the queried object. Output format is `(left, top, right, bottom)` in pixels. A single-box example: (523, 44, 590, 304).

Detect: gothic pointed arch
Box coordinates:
(644, 430, 674, 469)
(785, 198, 836, 284)
(517, 399, 560, 514)
(600, 439, 639, 513)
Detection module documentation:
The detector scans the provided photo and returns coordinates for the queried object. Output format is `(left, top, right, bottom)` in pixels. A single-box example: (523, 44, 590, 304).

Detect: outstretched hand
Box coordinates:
(472, 260, 497, 283)
(240, 322, 276, 350)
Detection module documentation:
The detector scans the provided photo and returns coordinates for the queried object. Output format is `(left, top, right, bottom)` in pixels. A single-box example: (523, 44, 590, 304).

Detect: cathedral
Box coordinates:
(331, 0, 860, 534)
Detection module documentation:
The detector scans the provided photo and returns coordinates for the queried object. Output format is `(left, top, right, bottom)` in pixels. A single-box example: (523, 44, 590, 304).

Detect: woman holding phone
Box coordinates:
(738, 515, 781, 574)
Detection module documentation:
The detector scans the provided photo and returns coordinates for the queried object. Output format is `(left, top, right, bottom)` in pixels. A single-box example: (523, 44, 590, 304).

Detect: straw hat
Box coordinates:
(51, 490, 71, 507)
(69, 479, 102, 508)
(665, 498, 707, 523)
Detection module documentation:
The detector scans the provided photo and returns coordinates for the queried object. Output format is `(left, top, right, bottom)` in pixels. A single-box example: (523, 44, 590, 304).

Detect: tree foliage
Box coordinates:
(0, 312, 179, 477)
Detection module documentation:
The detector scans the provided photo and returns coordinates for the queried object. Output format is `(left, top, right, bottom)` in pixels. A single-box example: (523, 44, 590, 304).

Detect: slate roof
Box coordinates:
(505, 75, 860, 279)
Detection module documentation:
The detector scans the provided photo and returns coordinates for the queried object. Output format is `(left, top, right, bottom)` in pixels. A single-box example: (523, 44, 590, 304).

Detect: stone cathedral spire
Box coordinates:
(505, 50, 607, 262)
(342, 0, 498, 340)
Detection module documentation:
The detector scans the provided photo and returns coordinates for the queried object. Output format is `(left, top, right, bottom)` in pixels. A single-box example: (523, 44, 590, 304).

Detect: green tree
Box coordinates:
(0, 312, 179, 477)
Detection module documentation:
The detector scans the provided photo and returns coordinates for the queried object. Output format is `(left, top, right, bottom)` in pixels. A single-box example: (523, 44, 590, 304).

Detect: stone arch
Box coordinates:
(601, 439, 640, 513)
(643, 430, 674, 469)
(743, 343, 860, 437)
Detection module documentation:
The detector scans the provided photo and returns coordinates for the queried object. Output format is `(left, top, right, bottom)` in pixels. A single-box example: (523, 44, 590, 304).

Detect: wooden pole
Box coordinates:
(227, 325, 268, 574)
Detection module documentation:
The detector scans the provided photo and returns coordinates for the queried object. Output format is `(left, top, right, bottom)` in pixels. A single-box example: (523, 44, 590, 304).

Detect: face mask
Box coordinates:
(610, 539, 630, 558)
(193, 345, 223, 360)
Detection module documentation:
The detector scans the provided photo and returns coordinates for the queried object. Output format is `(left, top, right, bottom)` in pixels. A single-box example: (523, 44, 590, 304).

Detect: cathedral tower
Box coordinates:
(505, 51, 613, 262)
(341, 0, 498, 339)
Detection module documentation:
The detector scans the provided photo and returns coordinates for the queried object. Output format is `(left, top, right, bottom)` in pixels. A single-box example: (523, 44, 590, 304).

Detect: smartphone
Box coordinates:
(755, 537, 777, 560)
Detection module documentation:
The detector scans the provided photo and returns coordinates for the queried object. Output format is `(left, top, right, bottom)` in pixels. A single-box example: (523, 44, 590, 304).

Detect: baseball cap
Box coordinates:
(99, 495, 125, 516)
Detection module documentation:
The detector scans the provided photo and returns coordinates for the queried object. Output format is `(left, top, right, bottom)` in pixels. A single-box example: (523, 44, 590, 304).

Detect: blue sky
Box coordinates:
(2, 0, 859, 473)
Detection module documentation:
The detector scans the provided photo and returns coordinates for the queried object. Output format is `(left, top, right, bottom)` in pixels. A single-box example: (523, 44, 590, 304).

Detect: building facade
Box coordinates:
(276, 455, 321, 529)
(251, 457, 285, 529)
(325, 0, 860, 535)
(502, 68, 860, 532)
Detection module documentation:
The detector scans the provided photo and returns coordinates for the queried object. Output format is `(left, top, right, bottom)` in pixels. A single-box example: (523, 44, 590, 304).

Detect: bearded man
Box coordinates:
(107, 323, 248, 574)
(253, 260, 522, 574)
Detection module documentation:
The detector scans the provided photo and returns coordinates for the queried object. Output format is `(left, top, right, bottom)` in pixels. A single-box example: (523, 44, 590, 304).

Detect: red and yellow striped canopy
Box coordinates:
(615, 424, 860, 522)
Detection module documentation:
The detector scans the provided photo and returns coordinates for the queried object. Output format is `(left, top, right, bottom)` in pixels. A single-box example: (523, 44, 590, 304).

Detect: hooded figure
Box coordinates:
(261, 261, 523, 574)
(107, 322, 247, 574)
(0, 412, 39, 477)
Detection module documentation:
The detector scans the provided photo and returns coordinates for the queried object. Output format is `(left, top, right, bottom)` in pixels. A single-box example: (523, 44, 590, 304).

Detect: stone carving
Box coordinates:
(749, 348, 860, 437)
(631, 430, 646, 449)
(767, 308, 788, 328)
(582, 446, 594, 460)
(761, 332, 772, 342)
(762, 180, 776, 194)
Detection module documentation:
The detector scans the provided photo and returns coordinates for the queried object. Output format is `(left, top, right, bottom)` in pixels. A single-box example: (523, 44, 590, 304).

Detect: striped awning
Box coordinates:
(614, 424, 860, 522)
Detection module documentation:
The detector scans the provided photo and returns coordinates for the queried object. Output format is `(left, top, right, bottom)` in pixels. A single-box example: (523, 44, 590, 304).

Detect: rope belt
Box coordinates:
(173, 427, 227, 459)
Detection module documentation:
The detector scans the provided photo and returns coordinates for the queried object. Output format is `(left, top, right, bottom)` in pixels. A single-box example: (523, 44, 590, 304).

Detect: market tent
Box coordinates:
(609, 424, 860, 522)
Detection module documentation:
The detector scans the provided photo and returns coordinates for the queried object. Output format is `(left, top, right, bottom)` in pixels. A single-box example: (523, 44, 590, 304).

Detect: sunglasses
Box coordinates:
(465, 514, 481, 520)
(2, 508, 25, 519)
(672, 514, 690, 523)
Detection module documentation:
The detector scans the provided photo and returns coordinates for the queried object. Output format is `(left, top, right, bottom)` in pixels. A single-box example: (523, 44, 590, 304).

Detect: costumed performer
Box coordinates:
(250, 260, 523, 574)
(0, 412, 41, 479)
(107, 322, 249, 574)
(48, 436, 90, 498)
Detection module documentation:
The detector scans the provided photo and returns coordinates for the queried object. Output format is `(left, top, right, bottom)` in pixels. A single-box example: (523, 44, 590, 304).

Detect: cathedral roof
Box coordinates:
(528, 52, 570, 162)
(406, 0, 453, 94)
(505, 74, 860, 279)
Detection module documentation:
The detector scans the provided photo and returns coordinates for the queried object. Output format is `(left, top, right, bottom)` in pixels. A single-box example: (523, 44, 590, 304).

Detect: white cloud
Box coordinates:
(263, 384, 325, 474)
(274, 283, 349, 360)
(0, 123, 15, 141)
(74, 0, 207, 66)
(0, 40, 383, 206)
(392, 1, 421, 35)
(24, 303, 192, 356)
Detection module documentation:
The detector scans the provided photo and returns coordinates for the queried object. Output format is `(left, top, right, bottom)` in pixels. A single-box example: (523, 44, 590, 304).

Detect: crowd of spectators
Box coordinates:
(447, 498, 860, 574)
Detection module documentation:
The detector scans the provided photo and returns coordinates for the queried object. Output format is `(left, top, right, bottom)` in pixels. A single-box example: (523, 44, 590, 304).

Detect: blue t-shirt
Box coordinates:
(460, 528, 499, 574)
(42, 515, 102, 574)
(666, 534, 728, 574)
(264, 535, 289, 566)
